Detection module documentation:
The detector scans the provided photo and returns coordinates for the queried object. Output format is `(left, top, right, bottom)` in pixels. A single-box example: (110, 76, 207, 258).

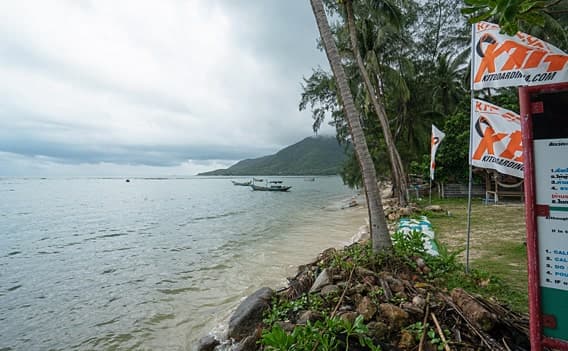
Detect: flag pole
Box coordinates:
(465, 23, 476, 274)
(429, 125, 433, 205)
(429, 178, 432, 204)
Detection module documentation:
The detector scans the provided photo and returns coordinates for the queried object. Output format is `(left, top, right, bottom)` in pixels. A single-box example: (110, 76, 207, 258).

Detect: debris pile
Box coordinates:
(220, 242, 532, 351)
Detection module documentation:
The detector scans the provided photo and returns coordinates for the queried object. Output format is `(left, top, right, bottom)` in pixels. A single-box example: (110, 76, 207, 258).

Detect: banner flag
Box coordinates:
(430, 124, 445, 180)
(473, 21, 568, 90)
(470, 99, 523, 178)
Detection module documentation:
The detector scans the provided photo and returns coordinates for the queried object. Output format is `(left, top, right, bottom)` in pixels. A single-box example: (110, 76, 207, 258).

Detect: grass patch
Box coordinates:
(417, 197, 528, 312)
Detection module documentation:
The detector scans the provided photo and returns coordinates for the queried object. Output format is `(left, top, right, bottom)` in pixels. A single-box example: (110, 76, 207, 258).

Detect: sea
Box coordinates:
(0, 176, 366, 350)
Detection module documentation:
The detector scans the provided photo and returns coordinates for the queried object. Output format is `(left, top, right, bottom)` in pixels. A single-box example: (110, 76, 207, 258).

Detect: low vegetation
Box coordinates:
(422, 198, 527, 312)
(257, 199, 529, 350)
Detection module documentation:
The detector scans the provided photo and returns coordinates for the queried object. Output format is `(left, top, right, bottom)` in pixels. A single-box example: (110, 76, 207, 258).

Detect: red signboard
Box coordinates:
(520, 82, 568, 350)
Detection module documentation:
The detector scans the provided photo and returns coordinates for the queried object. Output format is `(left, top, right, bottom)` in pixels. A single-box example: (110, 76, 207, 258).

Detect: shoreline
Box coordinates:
(190, 195, 369, 346)
(199, 199, 532, 351)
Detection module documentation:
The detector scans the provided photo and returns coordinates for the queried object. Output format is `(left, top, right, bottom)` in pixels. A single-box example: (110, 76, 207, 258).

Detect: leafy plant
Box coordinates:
(368, 287, 384, 305)
(462, 0, 548, 35)
(405, 321, 450, 350)
(261, 324, 296, 350)
(260, 315, 382, 351)
(325, 242, 376, 271)
(427, 239, 464, 275)
(392, 230, 427, 256)
(406, 321, 427, 341)
(263, 294, 327, 326)
(427, 327, 451, 350)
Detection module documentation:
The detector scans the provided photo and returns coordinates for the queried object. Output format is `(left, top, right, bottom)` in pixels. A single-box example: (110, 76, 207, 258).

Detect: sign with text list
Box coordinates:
(521, 83, 568, 350)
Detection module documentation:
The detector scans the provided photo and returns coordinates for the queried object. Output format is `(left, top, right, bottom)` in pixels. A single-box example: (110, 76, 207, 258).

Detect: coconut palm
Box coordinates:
(310, 0, 392, 252)
(344, 0, 409, 206)
(431, 51, 468, 116)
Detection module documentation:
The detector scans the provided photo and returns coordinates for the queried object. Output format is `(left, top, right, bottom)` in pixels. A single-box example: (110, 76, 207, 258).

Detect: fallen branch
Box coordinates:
(418, 293, 431, 351)
(440, 294, 505, 351)
(312, 266, 355, 351)
(331, 266, 355, 317)
(502, 337, 512, 351)
(431, 312, 451, 351)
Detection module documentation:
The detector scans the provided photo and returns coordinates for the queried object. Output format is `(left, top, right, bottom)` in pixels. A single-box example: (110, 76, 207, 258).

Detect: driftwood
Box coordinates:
(440, 293, 512, 351)
(451, 288, 497, 331)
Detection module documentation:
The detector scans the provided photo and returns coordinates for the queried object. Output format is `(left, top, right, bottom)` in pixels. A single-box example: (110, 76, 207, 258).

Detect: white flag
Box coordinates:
(472, 21, 568, 90)
(470, 99, 523, 178)
(430, 125, 445, 180)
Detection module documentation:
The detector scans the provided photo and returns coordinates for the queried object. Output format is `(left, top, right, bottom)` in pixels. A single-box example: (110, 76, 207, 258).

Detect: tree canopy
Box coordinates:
(301, 0, 567, 188)
(462, 0, 568, 50)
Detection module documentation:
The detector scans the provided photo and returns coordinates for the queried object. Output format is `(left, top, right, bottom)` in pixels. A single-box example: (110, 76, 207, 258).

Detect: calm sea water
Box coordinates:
(0, 176, 365, 350)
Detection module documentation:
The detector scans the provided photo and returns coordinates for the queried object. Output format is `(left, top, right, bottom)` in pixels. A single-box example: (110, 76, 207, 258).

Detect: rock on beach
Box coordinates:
(228, 287, 273, 341)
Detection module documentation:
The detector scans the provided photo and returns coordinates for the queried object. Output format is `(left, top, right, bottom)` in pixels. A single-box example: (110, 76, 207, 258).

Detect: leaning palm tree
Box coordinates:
(310, 0, 392, 252)
(344, 0, 409, 206)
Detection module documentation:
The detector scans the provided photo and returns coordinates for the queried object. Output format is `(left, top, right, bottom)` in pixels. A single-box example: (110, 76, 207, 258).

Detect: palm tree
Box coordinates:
(344, 0, 409, 206)
(310, 0, 392, 252)
(431, 51, 468, 116)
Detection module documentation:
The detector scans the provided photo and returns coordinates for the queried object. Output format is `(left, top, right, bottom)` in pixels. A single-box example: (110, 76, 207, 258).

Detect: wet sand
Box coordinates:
(189, 200, 368, 346)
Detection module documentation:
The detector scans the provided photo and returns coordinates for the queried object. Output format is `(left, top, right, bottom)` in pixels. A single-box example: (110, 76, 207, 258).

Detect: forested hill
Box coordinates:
(198, 136, 347, 176)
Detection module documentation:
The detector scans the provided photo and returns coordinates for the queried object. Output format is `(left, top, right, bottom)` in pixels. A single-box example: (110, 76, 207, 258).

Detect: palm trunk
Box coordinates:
(310, 0, 392, 252)
(344, 0, 408, 206)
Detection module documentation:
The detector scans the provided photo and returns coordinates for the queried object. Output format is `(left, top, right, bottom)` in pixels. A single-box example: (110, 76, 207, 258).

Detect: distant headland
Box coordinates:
(198, 136, 348, 176)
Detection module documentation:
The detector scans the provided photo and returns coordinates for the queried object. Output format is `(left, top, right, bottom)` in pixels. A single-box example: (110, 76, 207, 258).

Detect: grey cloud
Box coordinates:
(219, 0, 325, 79)
(0, 36, 193, 117)
(0, 102, 276, 166)
(0, 1, 327, 174)
(0, 136, 271, 167)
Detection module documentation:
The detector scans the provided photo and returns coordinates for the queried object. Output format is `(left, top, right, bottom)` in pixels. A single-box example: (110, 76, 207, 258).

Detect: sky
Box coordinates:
(0, 0, 332, 176)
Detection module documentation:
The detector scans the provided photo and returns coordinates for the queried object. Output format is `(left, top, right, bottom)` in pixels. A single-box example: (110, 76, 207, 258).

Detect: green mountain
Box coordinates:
(199, 136, 347, 176)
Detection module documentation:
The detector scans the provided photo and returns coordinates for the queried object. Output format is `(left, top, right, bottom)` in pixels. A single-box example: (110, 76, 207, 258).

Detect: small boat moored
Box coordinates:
(250, 180, 291, 192)
(232, 180, 252, 186)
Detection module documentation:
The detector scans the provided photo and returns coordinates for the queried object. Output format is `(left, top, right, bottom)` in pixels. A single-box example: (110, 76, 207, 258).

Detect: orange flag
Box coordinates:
(472, 21, 568, 90)
(470, 99, 523, 178)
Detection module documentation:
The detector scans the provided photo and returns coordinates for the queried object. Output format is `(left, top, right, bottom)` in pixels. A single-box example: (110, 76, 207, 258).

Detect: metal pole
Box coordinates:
(429, 178, 432, 204)
(465, 23, 476, 274)
(465, 146, 473, 272)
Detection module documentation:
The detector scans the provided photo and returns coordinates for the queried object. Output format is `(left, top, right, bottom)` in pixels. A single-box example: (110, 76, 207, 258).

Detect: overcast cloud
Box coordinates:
(0, 0, 331, 176)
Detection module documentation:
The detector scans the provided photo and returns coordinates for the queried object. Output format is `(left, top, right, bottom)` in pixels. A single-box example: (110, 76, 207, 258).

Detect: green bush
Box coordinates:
(264, 293, 326, 327)
(261, 315, 381, 351)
